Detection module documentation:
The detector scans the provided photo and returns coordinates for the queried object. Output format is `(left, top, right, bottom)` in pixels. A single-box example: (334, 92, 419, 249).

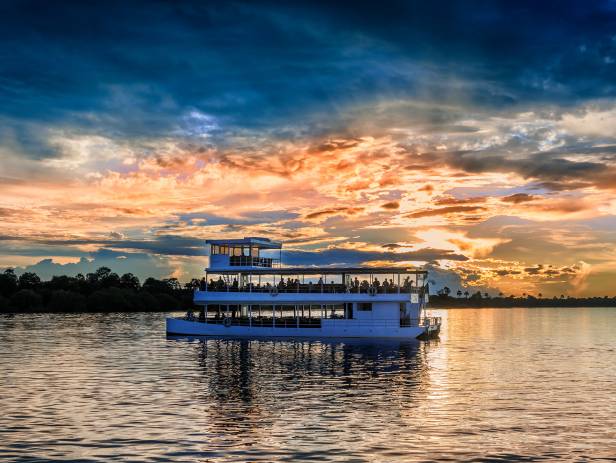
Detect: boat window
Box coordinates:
(251, 247, 259, 257)
(243, 246, 250, 256)
(357, 302, 372, 311)
(211, 245, 219, 255)
(232, 247, 242, 256)
(220, 245, 228, 255)
(346, 302, 353, 319)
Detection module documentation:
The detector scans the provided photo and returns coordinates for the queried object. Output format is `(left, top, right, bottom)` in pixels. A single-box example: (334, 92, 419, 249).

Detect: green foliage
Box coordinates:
(10, 289, 43, 311)
(0, 266, 192, 313)
(0, 295, 10, 312)
(0, 269, 18, 296)
(18, 272, 41, 290)
(49, 290, 87, 311)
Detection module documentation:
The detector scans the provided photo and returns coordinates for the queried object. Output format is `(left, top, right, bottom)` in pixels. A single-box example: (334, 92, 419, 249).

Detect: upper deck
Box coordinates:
(197, 266, 428, 302)
(206, 236, 282, 271)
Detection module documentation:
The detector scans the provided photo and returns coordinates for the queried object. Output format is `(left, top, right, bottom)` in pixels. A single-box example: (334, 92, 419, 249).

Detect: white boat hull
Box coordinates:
(166, 317, 430, 339)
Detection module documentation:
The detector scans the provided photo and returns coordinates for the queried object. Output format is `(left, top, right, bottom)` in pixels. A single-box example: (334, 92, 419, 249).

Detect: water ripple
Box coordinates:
(1, 308, 615, 461)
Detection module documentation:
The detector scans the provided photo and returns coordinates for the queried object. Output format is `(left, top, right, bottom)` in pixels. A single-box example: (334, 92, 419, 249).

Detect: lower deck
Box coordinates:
(166, 316, 440, 339)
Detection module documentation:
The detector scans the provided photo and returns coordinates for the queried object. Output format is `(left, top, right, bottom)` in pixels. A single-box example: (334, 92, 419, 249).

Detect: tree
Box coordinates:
(49, 275, 74, 291)
(120, 273, 140, 290)
(185, 279, 200, 290)
(49, 290, 86, 311)
(0, 269, 18, 296)
(538, 293, 543, 298)
(101, 271, 121, 288)
(94, 267, 112, 280)
(463, 290, 469, 298)
(143, 277, 169, 294)
(18, 272, 41, 290)
(164, 278, 182, 292)
(10, 289, 42, 310)
(456, 290, 463, 298)
(442, 286, 451, 296)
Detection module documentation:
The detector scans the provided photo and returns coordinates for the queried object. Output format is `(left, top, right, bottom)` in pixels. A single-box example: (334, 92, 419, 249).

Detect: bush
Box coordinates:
(130, 291, 161, 311)
(0, 295, 10, 312)
(154, 292, 180, 311)
(49, 290, 87, 312)
(10, 289, 43, 311)
(87, 287, 133, 312)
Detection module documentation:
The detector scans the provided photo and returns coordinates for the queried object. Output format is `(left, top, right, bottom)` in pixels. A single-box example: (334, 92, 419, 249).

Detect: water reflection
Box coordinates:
(1, 310, 615, 462)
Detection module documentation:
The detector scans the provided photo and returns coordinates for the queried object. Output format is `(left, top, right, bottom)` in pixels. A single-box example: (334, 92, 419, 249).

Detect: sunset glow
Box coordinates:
(2, 1, 616, 296)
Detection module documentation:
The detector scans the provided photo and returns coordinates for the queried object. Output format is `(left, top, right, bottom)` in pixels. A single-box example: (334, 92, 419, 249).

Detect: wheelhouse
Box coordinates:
(206, 237, 282, 270)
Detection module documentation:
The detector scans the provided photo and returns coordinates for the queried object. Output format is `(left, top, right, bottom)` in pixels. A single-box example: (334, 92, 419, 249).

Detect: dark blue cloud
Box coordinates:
(283, 248, 468, 266)
(14, 250, 175, 281)
(2, 1, 616, 158)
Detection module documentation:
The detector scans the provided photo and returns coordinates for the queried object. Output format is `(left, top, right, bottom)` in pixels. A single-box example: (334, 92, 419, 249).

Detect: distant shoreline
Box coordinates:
(3, 267, 615, 314)
(2, 302, 615, 316)
(429, 295, 616, 308)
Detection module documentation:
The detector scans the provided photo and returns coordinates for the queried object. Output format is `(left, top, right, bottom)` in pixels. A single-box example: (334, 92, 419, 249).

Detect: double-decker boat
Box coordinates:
(166, 237, 441, 339)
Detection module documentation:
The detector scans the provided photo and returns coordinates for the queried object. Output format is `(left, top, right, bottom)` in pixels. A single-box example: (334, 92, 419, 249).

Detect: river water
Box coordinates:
(1, 308, 615, 462)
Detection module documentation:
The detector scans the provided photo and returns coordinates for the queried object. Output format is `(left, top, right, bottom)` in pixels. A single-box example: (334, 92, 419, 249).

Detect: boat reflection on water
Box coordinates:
(165, 335, 439, 458)
(166, 336, 436, 430)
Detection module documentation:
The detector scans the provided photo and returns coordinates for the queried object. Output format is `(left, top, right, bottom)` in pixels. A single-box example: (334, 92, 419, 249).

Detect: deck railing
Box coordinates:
(228, 256, 280, 267)
(197, 282, 425, 295)
(183, 315, 441, 329)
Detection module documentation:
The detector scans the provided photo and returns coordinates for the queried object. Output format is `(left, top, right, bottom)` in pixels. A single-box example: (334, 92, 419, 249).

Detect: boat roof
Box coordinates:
(206, 266, 427, 275)
(205, 237, 282, 249)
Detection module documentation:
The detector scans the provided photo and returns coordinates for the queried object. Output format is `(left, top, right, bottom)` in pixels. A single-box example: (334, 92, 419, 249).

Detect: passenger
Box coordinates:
(373, 278, 381, 293)
(232, 278, 239, 291)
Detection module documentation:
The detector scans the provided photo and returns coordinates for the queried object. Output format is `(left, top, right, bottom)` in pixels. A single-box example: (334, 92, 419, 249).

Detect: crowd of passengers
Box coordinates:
(198, 276, 419, 293)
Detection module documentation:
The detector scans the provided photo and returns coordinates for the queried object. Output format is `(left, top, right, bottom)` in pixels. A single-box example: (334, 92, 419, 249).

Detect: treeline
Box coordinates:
(429, 292, 616, 308)
(0, 267, 196, 313)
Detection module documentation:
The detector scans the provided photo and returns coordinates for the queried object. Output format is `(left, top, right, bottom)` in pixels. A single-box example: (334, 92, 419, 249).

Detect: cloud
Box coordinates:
(434, 196, 487, 206)
(304, 207, 364, 220)
(283, 247, 468, 266)
(14, 250, 182, 281)
(406, 205, 487, 219)
(380, 201, 399, 210)
(3, 1, 616, 296)
(501, 193, 536, 203)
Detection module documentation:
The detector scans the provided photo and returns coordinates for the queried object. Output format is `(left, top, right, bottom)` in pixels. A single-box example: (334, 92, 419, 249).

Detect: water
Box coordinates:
(1, 308, 615, 462)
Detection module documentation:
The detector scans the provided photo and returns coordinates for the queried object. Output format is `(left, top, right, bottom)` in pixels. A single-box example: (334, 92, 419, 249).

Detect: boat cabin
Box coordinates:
(167, 236, 441, 338)
(207, 237, 282, 271)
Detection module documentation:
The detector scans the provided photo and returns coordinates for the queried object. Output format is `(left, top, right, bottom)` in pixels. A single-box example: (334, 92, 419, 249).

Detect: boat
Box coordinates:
(166, 237, 441, 339)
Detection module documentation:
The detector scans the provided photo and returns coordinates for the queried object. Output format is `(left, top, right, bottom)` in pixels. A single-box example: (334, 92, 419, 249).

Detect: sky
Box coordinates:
(2, 1, 616, 296)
